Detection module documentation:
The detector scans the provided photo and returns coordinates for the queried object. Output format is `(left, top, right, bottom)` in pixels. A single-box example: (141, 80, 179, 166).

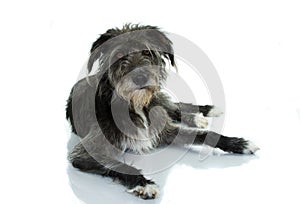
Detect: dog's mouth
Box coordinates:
(130, 85, 158, 109)
(114, 69, 160, 109)
(138, 85, 159, 92)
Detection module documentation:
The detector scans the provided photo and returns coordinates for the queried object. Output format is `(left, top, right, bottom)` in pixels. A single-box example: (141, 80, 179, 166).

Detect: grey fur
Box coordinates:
(66, 24, 259, 200)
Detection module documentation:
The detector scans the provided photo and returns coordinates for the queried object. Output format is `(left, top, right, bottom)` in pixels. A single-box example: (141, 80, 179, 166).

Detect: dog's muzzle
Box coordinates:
(132, 74, 148, 86)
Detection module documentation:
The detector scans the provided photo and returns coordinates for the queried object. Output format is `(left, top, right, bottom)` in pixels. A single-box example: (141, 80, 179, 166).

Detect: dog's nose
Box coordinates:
(133, 74, 148, 86)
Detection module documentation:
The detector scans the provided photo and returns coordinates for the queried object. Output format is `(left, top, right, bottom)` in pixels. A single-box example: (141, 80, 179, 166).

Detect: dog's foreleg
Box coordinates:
(151, 95, 220, 127)
(159, 102, 210, 128)
(69, 142, 159, 199)
(180, 112, 209, 128)
(154, 99, 209, 128)
(160, 125, 259, 154)
(175, 103, 223, 117)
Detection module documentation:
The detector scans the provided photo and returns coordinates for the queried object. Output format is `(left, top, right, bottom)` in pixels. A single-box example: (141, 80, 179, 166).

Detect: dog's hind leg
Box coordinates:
(69, 142, 159, 200)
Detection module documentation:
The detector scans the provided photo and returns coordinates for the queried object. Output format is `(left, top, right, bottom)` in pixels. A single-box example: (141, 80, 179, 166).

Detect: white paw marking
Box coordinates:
(127, 184, 159, 199)
(243, 141, 260, 154)
(194, 113, 208, 128)
(207, 106, 223, 117)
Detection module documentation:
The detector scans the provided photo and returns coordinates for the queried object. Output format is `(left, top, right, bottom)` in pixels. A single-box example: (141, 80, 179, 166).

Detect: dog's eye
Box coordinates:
(116, 52, 124, 59)
(142, 50, 151, 56)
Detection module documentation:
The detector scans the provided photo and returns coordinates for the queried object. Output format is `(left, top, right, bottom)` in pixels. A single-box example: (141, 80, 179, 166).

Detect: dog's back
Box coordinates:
(66, 75, 100, 137)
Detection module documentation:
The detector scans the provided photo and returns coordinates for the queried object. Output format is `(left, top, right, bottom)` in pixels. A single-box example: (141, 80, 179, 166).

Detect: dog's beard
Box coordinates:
(114, 74, 159, 109)
(130, 86, 157, 109)
(115, 84, 156, 109)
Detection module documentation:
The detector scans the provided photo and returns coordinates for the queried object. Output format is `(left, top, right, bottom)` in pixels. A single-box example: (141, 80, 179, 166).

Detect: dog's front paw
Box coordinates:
(219, 137, 260, 154)
(194, 113, 209, 128)
(207, 106, 223, 117)
(127, 183, 159, 200)
(242, 140, 260, 154)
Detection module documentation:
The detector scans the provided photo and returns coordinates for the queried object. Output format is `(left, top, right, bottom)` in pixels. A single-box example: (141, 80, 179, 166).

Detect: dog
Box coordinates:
(66, 24, 259, 200)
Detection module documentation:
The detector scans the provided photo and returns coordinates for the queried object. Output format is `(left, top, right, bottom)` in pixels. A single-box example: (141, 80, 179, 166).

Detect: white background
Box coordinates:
(1, 0, 300, 203)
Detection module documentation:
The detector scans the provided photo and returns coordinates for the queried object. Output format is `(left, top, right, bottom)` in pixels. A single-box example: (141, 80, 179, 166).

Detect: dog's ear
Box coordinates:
(88, 29, 117, 73)
(164, 51, 176, 68)
(161, 38, 176, 68)
(88, 25, 177, 72)
(148, 29, 176, 68)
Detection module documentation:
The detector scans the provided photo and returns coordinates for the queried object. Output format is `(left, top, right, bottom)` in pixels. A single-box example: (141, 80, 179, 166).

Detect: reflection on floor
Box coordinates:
(67, 109, 300, 204)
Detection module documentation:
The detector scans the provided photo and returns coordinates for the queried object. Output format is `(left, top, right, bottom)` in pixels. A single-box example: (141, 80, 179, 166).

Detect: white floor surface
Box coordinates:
(1, 1, 300, 203)
(67, 108, 300, 204)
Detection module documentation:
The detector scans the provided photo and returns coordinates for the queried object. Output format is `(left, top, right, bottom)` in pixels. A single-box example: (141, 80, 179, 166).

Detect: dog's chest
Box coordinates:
(122, 109, 159, 154)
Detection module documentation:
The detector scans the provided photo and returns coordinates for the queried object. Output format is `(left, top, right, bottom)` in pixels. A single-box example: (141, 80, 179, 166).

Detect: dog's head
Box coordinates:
(88, 24, 176, 109)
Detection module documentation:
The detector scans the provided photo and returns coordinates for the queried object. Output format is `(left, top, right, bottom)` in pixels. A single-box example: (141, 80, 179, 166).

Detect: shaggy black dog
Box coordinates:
(66, 24, 259, 199)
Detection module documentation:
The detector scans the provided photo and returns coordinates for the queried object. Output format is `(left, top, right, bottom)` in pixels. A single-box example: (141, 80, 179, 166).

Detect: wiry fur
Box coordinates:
(66, 24, 259, 200)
